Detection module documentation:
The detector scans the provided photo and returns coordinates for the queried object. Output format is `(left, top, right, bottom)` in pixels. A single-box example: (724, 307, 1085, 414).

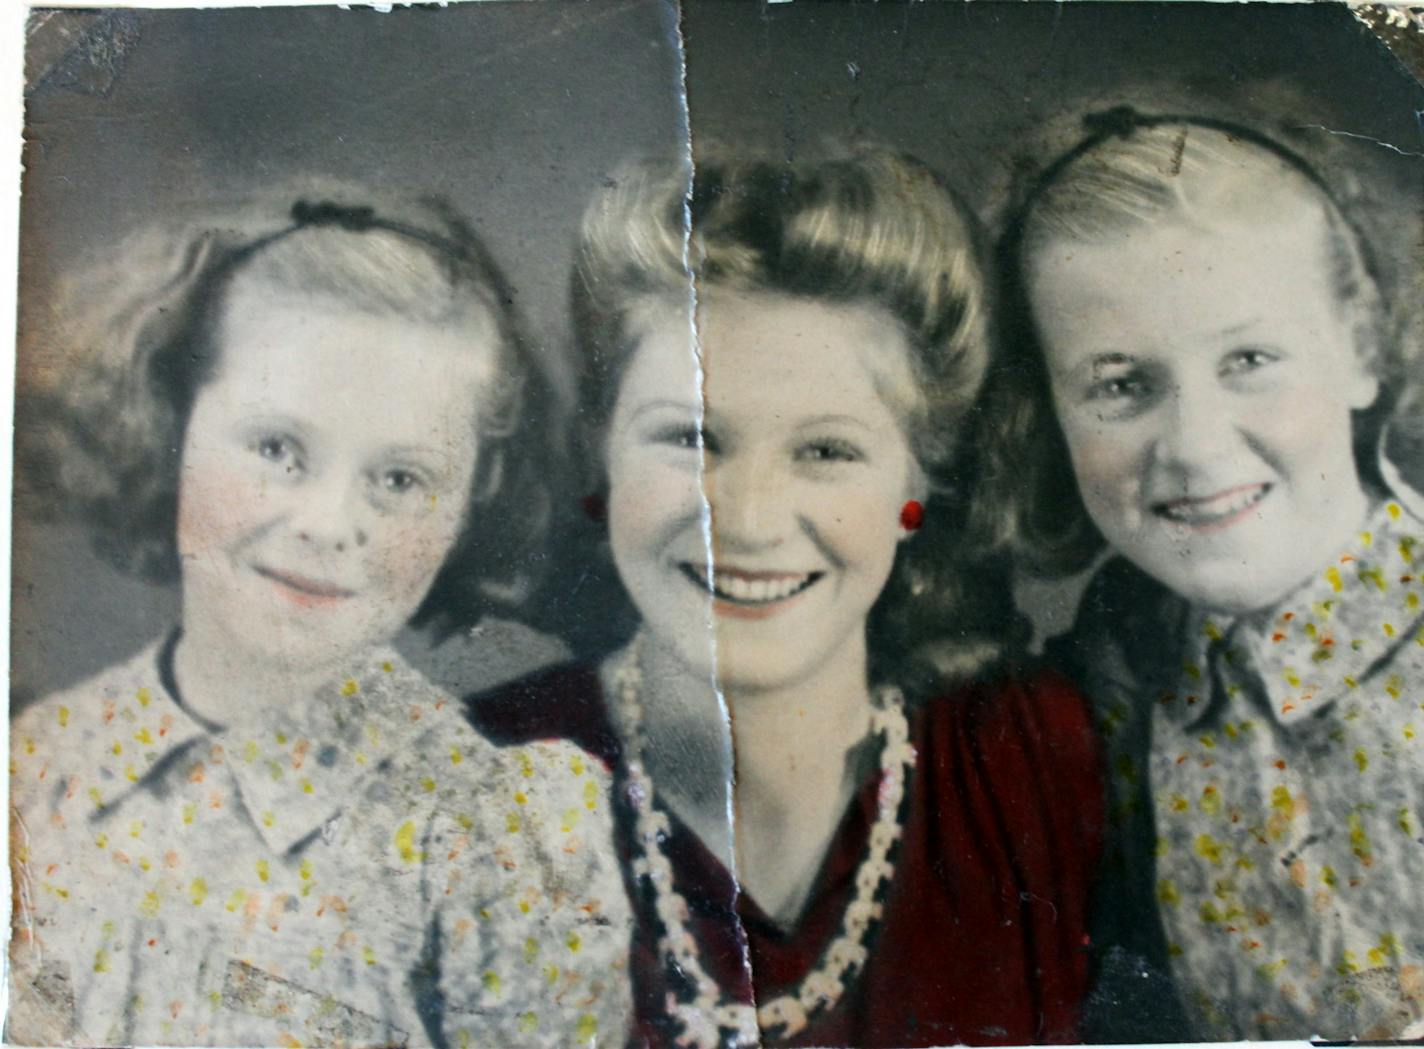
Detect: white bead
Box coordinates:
(826, 938, 869, 972)
(759, 995, 809, 1037)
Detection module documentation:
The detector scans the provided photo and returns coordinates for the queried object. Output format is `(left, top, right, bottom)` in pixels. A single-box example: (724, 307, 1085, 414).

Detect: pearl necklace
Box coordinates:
(613, 635, 917, 1048)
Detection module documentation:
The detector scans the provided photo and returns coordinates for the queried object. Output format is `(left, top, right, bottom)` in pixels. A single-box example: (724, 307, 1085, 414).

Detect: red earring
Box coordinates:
(900, 500, 924, 532)
(581, 493, 606, 523)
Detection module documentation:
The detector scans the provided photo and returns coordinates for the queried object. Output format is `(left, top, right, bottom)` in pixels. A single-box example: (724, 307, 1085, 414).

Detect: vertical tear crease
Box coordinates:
(669, 0, 759, 1037)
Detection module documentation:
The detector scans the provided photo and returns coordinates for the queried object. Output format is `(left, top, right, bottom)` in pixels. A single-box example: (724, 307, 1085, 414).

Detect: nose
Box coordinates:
(289, 472, 370, 553)
(704, 452, 791, 554)
(1151, 378, 1246, 478)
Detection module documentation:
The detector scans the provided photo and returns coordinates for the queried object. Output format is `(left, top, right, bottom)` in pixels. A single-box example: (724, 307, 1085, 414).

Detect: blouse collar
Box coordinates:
(113, 639, 444, 856)
(1133, 499, 1424, 733)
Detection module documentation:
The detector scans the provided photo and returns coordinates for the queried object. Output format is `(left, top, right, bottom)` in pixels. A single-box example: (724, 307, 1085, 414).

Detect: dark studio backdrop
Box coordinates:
(11, 0, 1423, 709)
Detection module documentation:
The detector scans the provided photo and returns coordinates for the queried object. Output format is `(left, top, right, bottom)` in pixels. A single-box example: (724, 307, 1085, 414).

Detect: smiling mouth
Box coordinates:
(254, 566, 357, 606)
(678, 562, 822, 608)
(1152, 483, 1272, 531)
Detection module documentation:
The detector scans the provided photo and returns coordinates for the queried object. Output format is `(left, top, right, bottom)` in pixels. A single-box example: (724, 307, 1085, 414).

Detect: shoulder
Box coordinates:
(384, 666, 612, 811)
(14, 642, 163, 738)
(917, 663, 1103, 799)
(389, 672, 615, 834)
(463, 661, 619, 764)
(924, 662, 1095, 742)
(401, 616, 572, 699)
(11, 642, 167, 799)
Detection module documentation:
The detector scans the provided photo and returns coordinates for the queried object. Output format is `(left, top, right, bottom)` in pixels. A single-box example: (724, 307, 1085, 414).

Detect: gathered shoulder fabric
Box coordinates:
(9, 640, 631, 1048)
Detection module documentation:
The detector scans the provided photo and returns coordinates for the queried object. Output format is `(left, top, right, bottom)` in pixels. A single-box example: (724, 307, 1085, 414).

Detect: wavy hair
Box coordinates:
(562, 146, 1025, 689)
(20, 189, 556, 636)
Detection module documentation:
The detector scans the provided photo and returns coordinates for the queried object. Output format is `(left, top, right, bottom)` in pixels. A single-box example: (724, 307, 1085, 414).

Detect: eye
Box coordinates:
(372, 466, 432, 499)
(796, 438, 862, 464)
(653, 424, 719, 455)
(1220, 347, 1279, 376)
(1086, 374, 1151, 402)
(251, 433, 302, 470)
(380, 468, 422, 495)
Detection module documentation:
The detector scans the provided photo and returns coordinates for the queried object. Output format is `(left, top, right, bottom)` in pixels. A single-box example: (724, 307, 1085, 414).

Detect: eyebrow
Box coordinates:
(1076, 353, 1137, 379)
(628, 399, 699, 423)
(792, 414, 876, 433)
(1211, 320, 1257, 339)
(379, 443, 451, 466)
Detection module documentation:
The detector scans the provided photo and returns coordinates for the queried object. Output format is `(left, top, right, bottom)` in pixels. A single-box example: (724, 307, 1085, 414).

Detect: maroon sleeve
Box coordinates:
(955, 670, 1106, 1042)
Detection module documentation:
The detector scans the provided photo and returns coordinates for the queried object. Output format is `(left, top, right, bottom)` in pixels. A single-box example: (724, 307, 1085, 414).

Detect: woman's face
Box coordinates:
(605, 290, 923, 693)
(177, 277, 493, 674)
(1028, 200, 1378, 614)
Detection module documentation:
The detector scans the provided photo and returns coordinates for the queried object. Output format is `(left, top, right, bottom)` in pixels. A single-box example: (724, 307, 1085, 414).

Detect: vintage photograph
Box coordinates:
(7, 2, 1424, 1046)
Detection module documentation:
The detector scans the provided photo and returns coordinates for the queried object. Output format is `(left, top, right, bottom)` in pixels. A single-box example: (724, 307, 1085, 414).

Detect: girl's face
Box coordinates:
(177, 277, 493, 674)
(1028, 200, 1378, 614)
(605, 291, 923, 693)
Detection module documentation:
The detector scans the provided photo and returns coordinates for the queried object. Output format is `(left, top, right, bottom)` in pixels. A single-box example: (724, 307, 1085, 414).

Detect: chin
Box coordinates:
(1155, 565, 1295, 618)
(711, 647, 821, 695)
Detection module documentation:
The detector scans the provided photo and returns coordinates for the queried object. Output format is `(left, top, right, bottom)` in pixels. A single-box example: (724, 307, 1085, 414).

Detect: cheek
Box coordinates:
(1060, 416, 1148, 508)
(807, 477, 905, 574)
(364, 505, 467, 601)
(607, 454, 702, 558)
(1253, 384, 1357, 475)
(176, 454, 270, 558)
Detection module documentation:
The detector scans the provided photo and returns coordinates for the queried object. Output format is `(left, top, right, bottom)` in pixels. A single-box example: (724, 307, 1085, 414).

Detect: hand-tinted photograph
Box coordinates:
(9, 3, 1424, 1046)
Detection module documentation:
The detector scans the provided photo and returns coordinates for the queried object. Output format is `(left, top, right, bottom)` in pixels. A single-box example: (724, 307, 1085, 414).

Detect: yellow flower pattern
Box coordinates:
(8, 641, 630, 1046)
(1086, 502, 1424, 1040)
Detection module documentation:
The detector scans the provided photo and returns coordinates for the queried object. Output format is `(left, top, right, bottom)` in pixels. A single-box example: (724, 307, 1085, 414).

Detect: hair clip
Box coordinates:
(290, 199, 379, 232)
(1082, 105, 1146, 141)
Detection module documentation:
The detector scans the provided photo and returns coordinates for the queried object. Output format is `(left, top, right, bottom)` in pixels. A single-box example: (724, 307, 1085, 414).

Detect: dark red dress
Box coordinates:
(466, 664, 1103, 1048)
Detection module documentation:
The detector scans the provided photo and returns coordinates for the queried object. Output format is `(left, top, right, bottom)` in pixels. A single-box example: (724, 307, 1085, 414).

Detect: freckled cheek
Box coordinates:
(363, 509, 467, 607)
(175, 457, 274, 559)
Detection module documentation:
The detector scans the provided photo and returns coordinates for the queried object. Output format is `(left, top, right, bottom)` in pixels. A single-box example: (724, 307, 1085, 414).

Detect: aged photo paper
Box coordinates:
(6, 2, 1424, 1046)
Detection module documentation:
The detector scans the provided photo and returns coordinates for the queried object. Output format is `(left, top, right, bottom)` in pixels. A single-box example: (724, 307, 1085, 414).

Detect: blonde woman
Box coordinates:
(468, 150, 1104, 1048)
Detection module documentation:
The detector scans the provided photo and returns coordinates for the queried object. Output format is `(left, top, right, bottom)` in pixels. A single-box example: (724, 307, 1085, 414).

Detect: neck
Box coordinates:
(172, 615, 341, 731)
(614, 635, 737, 862)
(613, 628, 878, 876)
(724, 632, 874, 795)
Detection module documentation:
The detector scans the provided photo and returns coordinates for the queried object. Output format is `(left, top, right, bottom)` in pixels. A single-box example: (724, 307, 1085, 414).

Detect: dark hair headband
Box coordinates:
(1034, 104, 1340, 209)
(287, 197, 473, 263)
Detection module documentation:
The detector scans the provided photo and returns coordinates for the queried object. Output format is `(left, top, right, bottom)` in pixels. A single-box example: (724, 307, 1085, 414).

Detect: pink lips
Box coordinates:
(254, 565, 357, 608)
(1153, 482, 1272, 533)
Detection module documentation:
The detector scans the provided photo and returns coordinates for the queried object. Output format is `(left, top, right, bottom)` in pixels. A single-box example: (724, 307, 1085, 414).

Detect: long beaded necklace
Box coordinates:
(613, 634, 917, 1048)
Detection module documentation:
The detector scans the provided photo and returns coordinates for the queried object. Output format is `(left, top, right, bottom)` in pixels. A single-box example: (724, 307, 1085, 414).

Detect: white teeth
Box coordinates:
(683, 564, 816, 604)
(1158, 485, 1268, 524)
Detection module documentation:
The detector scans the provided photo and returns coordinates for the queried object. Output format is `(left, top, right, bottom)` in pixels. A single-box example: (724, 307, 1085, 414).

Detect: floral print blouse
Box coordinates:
(8, 636, 631, 1047)
(1069, 499, 1424, 1041)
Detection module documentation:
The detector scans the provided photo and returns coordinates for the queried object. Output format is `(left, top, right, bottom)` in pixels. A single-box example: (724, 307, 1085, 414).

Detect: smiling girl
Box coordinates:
(9, 196, 629, 1046)
(467, 150, 1104, 1047)
(984, 110, 1424, 1040)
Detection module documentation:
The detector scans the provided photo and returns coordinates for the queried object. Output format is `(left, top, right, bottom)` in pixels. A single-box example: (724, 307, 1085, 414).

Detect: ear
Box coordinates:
(1345, 299, 1384, 411)
(1345, 355, 1381, 412)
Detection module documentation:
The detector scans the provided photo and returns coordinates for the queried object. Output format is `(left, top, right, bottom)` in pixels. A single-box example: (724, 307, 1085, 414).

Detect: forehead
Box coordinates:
(620, 290, 918, 420)
(208, 282, 495, 444)
(1026, 200, 1346, 365)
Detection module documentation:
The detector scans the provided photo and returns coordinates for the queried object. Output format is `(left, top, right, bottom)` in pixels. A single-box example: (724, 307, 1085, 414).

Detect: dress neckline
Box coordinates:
(158, 627, 227, 735)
